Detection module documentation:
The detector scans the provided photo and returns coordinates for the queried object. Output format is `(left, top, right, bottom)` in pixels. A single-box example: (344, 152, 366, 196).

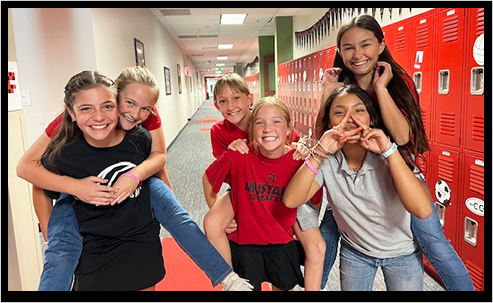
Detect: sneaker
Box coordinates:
(221, 272, 254, 291)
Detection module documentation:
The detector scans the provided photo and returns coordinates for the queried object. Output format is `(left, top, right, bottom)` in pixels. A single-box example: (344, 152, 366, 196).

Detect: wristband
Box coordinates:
(122, 172, 142, 186)
(304, 157, 320, 175)
(382, 142, 398, 159)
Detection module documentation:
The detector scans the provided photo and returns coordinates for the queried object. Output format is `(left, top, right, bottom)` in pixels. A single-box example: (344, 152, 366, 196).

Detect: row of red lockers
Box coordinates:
(249, 7, 485, 291)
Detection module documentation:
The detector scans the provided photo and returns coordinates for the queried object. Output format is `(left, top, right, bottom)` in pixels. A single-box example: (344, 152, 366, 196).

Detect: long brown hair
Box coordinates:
(42, 71, 116, 172)
(333, 14, 429, 159)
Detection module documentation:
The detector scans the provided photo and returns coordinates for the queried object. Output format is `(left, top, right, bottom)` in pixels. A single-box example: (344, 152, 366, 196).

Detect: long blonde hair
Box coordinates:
(248, 96, 293, 144)
(42, 71, 117, 172)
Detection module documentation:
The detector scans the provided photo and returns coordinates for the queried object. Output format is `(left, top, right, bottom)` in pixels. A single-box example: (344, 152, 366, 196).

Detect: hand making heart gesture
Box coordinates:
(318, 111, 364, 155)
(350, 113, 393, 155)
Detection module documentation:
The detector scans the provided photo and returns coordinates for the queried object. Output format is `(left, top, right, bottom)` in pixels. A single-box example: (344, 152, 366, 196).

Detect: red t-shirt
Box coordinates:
(45, 106, 161, 139)
(205, 148, 301, 245)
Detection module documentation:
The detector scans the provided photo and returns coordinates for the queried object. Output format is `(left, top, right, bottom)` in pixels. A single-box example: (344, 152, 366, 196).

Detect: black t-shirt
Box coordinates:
(42, 127, 159, 242)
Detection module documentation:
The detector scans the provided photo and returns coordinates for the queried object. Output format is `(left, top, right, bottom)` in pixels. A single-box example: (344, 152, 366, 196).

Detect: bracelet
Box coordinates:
(315, 141, 332, 155)
(382, 142, 398, 159)
(310, 149, 327, 161)
(121, 172, 142, 186)
(304, 157, 320, 175)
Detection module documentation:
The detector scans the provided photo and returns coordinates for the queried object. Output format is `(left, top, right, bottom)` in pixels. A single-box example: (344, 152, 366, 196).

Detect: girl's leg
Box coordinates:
(381, 248, 424, 291)
(38, 194, 82, 291)
(339, 241, 378, 291)
(319, 207, 340, 289)
(148, 177, 232, 286)
(293, 223, 325, 291)
(411, 179, 474, 291)
(203, 192, 235, 267)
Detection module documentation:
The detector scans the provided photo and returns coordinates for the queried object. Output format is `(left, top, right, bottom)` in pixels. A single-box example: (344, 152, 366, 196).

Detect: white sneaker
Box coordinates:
(221, 272, 254, 291)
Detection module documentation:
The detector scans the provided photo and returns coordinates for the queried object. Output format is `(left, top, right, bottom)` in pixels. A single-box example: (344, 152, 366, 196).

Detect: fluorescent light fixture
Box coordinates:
(220, 14, 247, 25)
(217, 56, 228, 60)
(218, 44, 233, 49)
(216, 63, 225, 66)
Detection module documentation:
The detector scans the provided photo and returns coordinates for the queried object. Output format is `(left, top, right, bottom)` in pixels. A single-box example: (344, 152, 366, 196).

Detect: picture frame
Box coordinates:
(177, 64, 182, 94)
(134, 38, 145, 67)
(164, 66, 171, 95)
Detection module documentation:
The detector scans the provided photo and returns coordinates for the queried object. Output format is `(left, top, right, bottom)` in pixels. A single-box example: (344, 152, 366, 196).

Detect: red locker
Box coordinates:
(288, 61, 294, 107)
(388, 19, 412, 74)
(459, 151, 484, 291)
(416, 141, 434, 189)
(307, 54, 315, 113)
(410, 11, 436, 142)
(430, 143, 462, 249)
(434, 8, 466, 148)
(324, 45, 336, 69)
(463, 8, 485, 153)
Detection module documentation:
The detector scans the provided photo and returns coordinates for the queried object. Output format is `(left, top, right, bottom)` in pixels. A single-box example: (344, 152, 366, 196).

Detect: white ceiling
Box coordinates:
(149, 8, 302, 77)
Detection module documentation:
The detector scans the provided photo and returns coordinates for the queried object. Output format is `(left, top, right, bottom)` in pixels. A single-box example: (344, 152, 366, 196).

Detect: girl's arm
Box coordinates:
(111, 126, 168, 204)
(16, 132, 114, 205)
(202, 172, 218, 209)
(283, 158, 323, 209)
(32, 185, 53, 242)
(373, 62, 410, 145)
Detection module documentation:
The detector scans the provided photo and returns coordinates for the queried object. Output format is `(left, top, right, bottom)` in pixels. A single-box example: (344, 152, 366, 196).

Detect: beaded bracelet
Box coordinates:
(315, 141, 332, 155)
(310, 149, 327, 161)
(304, 157, 320, 175)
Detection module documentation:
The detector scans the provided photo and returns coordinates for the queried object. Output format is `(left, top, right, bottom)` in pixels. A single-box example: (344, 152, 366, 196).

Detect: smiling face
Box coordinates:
(253, 104, 290, 158)
(329, 91, 371, 143)
(118, 83, 157, 130)
(338, 27, 385, 79)
(214, 84, 253, 129)
(67, 86, 120, 147)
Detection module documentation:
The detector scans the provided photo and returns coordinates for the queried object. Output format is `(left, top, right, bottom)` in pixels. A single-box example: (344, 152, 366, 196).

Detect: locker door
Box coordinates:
(325, 45, 336, 69)
(430, 143, 461, 249)
(307, 55, 314, 113)
(302, 56, 308, 112)
(391, 19, 412, 74)
(464, 8, 485, 153)
(277, 63, 283, 102)
(460, 152, 484, 291)
(416, 141, 434, 187)
(382, 24, 394, 54)
(434, 8, 466, 148)
(410, 11, 436, 142)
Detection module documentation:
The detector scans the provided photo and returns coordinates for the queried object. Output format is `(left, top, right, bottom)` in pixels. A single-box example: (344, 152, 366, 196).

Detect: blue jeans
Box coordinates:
(339, 240, 424, 291)
(38, 194, 81, 291)
(39, 177, 232, 290)
(320, 199, 475, 291)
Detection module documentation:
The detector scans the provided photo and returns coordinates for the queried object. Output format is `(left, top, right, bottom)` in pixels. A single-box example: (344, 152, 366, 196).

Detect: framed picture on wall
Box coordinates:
(177, 64, 182, 94)
(164, 66, 171, 95)
(134, 38, 145, 67)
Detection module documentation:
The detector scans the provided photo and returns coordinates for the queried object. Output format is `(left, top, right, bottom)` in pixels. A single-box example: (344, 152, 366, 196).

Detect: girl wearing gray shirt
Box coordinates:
(284, 85, 432, 291)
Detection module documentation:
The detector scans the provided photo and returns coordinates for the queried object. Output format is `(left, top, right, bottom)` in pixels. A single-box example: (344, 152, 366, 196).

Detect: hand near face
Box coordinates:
(350, 113, 392, 155)
(319, 111, 363, 154)
(372, 61, 393, 91)
(322, 68, 345, 93)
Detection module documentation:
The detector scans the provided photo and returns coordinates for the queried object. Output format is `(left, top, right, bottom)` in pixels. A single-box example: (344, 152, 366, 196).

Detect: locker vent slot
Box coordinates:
(476, 8, 484, 35)
(470, 164, 484, 196)
(395, 31, 406, 52)
(465, 260, 484, 291)
(437, 155, 454, 182)
(442, 15, 459, 43)
(420, 109, 427, 131)
(416, 24, 429, 49)
(439, 112, 456, 136)
(471, 115, 484, 142)
(416, 153, 426, 173)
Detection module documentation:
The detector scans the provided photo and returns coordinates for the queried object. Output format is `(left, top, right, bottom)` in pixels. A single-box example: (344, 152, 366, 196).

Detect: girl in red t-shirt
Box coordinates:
(203, 96, 308, 291)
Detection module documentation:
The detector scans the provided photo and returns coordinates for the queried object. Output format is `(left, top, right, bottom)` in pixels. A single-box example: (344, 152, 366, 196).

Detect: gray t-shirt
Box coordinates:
(314, 150, 417, 259)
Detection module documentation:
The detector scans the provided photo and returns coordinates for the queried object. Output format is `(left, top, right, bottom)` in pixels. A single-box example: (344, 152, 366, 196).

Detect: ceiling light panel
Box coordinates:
(217, 56, 228, 60)
(218, 44, 233, 49)
(220, 14, 247, 25)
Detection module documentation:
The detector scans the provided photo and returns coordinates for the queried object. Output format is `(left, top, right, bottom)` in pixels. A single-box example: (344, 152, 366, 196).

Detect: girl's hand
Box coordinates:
(373, 61, 393, 91)
(291, 142, 310, 160)
(72, 176, 117, 206)
(225, 218, 238, 234)
(350, 113, 392, 154)
(110, 175, 140, 205)
(322, 68, 344, 94)
(228, 138, 249, 154)
(319, 111, 363, 154)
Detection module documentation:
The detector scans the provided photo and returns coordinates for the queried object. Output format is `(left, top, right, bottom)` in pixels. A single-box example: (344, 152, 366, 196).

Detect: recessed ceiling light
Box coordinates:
(216, 63, 225, 66)
(218, 44, 233, 49)
(217, 56, 228, 60)
(220, 14, 247, 25)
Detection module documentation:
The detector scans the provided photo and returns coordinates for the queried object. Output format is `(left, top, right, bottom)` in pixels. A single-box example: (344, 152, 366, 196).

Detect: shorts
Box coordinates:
(230, 240, 304, 291)
(297, 202, 319, 231)
(73, 235, 165, 291)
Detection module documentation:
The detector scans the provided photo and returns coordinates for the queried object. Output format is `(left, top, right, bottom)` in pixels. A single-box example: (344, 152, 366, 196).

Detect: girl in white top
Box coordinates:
(283, 85, 432, 291)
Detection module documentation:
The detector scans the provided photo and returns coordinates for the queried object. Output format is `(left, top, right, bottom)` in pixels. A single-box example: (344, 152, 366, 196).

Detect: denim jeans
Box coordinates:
(148, 177, 232, 286)
(38, 194, 81, 291)
(39, 177, 232, 290)
(319, 207, 340, 289)
(339, 240, 424, 291)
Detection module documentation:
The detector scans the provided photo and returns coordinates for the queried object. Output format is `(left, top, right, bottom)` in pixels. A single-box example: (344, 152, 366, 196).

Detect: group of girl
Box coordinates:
(17, 14, 473, 291)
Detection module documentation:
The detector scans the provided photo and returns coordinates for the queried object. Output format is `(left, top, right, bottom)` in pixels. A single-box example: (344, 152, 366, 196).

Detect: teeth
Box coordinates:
(352, 60, 368, 66)
(263, 137, 277, 142)
(91, 125, 107, 129)
(228, 111, 240, 116)
(122, 114, 135, 123)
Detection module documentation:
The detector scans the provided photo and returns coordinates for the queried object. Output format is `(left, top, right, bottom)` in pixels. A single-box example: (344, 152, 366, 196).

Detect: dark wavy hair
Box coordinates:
(333, 14, 429, 165)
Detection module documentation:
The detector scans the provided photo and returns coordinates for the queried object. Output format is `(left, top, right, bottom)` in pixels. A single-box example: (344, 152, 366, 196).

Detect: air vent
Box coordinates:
(476, 8, 484, 35)
(160, 9, 191, 16)
(439, 112, 456, 136)
(469, 164, 484, 195)
(199, 35, 218, 38)
(437, 154, 454, 183)
(416, 24, 429, 49)
(178, 35, 218, 39)
(471, 115, 484, 142)
(442, 15, 459, 43)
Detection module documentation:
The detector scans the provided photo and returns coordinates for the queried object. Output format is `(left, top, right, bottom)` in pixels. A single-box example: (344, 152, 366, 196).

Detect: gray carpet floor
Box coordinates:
(160, 98, 446, 291)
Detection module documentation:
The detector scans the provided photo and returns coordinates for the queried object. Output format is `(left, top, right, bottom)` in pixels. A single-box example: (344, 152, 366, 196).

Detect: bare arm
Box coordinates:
(202, 172, 218, 209)
(283, 157, 323, 209)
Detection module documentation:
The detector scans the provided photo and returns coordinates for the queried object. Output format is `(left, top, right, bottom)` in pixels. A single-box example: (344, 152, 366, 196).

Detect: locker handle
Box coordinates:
(435, 202, 445, 227)
(470, 67, 484, 95)
(464, 217, 478, 247)
(438, 70, 450, 95)
(413, 72, 423, 94)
